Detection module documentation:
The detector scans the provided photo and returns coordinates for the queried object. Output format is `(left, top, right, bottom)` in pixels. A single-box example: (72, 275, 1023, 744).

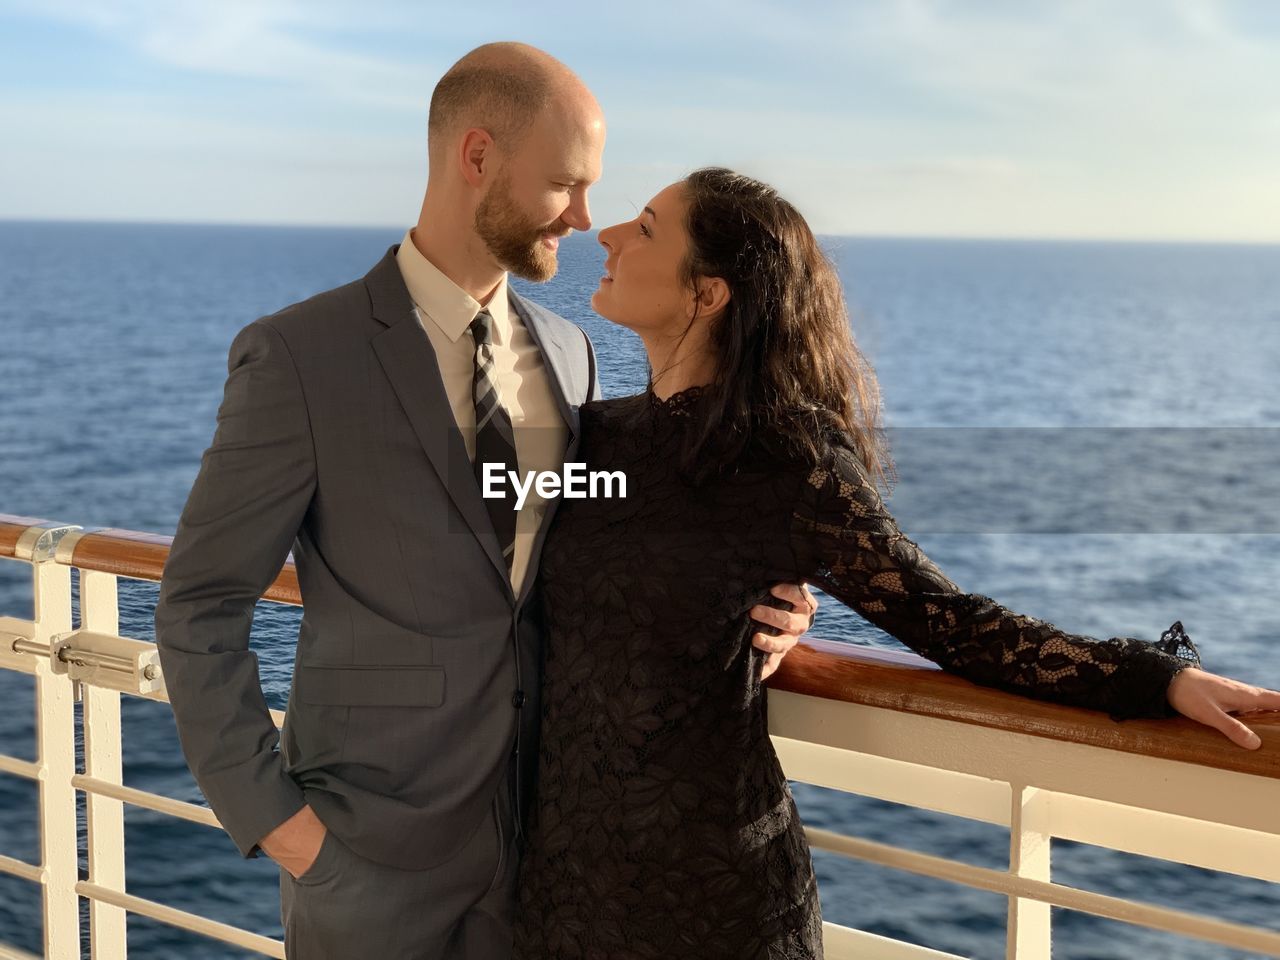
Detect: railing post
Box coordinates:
(24, 527, 80, 960)
(78, 568, 128, 960)
(1007, 783, 1052, 959)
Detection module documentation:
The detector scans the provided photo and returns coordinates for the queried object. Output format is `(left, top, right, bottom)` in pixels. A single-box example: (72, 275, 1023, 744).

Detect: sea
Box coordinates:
(1, 221, 1278, 959)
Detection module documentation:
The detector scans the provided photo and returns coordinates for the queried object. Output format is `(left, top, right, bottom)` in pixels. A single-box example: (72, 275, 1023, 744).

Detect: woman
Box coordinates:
(512, 168, 1280, 958)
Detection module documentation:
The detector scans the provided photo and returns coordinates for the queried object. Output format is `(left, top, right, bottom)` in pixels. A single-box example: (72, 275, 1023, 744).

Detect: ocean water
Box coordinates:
(1, 221, 1278, 959)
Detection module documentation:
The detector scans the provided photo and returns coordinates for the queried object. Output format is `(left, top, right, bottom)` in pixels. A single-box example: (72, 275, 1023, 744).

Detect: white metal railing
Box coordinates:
(0, 520, 286, 960)
(771, 694, 1280, 958)
(0, 514, 1277, 960)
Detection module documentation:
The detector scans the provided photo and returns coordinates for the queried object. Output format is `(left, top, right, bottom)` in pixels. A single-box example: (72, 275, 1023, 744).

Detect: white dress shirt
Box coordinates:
(396, 230, 569, 597)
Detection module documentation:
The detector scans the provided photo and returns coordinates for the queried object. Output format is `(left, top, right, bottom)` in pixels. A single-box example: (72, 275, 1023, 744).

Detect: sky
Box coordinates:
(1, 0, 1278, 241)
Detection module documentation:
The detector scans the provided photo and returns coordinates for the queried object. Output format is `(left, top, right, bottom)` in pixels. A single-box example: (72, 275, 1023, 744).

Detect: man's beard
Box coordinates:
(475, 172, 563, 283)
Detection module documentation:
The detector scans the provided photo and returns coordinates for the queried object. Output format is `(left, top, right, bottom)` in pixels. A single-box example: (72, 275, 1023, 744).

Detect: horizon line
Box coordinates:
(2, 216, 1278, 248)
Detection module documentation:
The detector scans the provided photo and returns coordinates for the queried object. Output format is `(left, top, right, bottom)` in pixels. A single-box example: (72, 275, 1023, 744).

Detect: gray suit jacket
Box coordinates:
(155, 246, 602, 870)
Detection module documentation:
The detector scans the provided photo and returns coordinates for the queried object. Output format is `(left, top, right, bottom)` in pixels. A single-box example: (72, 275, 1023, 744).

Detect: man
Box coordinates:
(155, 42, 816, 959)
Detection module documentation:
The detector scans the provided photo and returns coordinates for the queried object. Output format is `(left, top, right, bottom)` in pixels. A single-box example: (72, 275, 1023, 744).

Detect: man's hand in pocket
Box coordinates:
(259, 804, 328, 880)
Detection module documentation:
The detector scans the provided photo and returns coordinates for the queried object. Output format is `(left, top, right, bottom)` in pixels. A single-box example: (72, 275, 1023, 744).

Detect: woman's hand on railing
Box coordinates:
(1166, 668, 1280, 749)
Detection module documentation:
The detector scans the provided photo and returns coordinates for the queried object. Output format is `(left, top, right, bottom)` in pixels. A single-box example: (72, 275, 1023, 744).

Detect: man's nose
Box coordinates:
(564, 192, 591, 232)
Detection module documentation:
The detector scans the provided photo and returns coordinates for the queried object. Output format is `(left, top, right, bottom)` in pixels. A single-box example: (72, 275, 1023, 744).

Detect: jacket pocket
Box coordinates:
(296, 663, 446, 707)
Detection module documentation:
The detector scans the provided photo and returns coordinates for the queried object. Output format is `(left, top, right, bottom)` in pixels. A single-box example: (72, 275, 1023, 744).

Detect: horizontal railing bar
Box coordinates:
(2, 511, 1278, 957)
(3, 513, 1277, 781)
(773, 692, 1280, 835)
(773, 641, 1279, 780)
(774, 735, 1011, 826)
(821, 922, 968, 960)
(0, 755, 41, 780)
(0, 656, 35, 676)
(776, 734, 1280, 883)
(74, 526, 300, 605)
(0, 515, 51, 559)
(76, 881, 285, 959)
(0, 938, 43, 960)
(1049, 791, 1280, 884)
(806, 826, 1280, 957)
(72, 775, 220, 829)
(0, 854, 44, 884)
(0, 514, 300, 601)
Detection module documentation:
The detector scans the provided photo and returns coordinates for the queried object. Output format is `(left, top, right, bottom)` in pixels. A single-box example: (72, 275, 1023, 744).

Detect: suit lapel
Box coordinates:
(365, 248, 511, 592)
(508, 289, 581, 442)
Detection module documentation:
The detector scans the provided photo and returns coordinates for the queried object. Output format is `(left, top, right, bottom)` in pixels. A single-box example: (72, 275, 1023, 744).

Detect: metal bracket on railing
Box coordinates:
(14, 523, 83, 563)
(14, 630, 164, 697)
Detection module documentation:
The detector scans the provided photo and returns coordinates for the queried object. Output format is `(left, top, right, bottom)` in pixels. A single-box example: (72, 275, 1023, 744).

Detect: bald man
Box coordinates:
(155, 42, 814, 959)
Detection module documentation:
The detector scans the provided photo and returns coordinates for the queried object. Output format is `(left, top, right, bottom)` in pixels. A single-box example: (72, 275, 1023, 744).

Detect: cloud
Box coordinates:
(856, 157, 1022, 181)
(2, 0, 1277, 238)
(2, 0, 434, 111)
(0, 91, 422, 224)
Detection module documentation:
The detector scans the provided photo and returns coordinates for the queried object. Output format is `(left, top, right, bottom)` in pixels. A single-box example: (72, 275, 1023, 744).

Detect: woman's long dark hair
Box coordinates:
(658, 167, 893, 490)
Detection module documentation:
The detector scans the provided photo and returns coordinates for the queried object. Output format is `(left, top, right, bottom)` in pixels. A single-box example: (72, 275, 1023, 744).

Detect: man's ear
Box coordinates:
(457, 127, 496, 188)
(692, 276, 731, 319)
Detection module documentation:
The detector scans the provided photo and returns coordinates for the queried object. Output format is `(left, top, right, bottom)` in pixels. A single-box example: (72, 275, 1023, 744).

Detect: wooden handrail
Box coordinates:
(0, 514, 52, 560)
(770, 638, 1278, 779)
(2, 513, 1276, 778)
(0, 514, 299, 604)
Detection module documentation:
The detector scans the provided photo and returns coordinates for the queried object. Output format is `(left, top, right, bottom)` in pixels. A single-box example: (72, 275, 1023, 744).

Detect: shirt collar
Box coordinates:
(395, 229, 510, 343)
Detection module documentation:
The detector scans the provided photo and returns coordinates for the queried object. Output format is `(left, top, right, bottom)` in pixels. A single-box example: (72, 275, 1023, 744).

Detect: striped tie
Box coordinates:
(469, 308, 519, 574)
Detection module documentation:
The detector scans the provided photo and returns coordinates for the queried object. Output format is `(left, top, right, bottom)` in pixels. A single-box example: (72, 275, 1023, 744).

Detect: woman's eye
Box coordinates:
(639, 223, 651, 238)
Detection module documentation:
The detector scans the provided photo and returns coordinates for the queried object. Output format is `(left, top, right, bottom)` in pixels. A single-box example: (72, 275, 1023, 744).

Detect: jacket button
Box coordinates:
(512, 690, 526, 709)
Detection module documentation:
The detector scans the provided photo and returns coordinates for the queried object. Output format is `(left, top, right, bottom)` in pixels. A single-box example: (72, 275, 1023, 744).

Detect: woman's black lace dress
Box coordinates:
(512, 386, 1201, 960)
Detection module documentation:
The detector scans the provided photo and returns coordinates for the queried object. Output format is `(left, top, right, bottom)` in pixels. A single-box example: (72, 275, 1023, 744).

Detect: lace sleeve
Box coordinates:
(789, 442, 1202, 721)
